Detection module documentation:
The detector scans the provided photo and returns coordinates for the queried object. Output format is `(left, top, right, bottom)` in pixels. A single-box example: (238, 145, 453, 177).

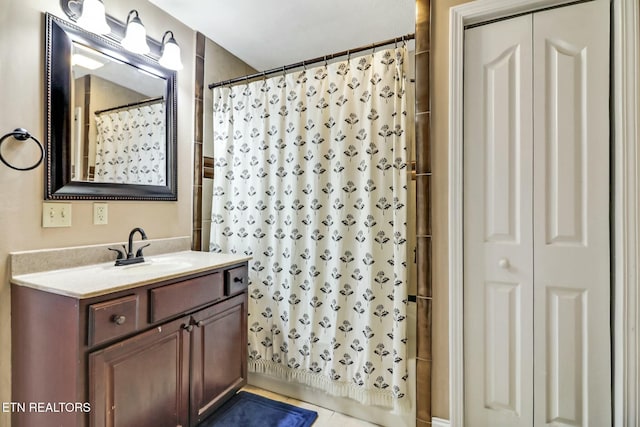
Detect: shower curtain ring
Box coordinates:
(302, 61, 307, 71)
(323, 55, 328, 67)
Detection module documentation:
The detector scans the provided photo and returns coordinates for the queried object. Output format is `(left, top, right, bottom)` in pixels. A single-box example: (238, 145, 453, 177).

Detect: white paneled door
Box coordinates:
(464, 13, 534, 427)
(463, 1, 610, 426)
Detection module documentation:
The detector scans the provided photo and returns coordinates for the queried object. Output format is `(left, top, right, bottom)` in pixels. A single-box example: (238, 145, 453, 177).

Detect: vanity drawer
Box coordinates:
(150, 272, 223, 323)
(225, 266, 248, 295)
(88, 295, 139, 347)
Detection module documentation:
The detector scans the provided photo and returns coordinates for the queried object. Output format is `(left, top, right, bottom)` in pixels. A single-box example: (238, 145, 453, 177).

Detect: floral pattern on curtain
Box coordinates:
(94, 101, 166, 185)
(211, 47, 409, 410)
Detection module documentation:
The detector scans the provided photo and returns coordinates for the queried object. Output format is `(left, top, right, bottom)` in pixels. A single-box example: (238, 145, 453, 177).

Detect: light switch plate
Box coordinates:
(42, 202, 72, 228)
(93, 203, 108, 225)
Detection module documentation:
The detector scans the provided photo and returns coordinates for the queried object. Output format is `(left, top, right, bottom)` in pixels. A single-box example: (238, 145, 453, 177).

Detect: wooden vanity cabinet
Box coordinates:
(11, 261, 248, 427)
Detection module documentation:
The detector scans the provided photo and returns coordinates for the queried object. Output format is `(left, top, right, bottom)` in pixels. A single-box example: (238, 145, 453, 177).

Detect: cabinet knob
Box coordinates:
(233, 276, 244, 283)
(182, 324, 194, 332)
(112, 315, 126, 325)
(196, 321, 204, 328)
(498, 258, 510, 269)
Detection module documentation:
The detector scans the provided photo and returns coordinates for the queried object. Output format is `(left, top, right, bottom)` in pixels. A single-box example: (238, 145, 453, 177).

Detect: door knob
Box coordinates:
(498, 258, 510, 269)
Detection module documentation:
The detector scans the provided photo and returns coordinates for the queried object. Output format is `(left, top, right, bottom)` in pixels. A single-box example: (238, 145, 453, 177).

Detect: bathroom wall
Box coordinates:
(0, 2, 244, 426)
(430, 0, 473, 420)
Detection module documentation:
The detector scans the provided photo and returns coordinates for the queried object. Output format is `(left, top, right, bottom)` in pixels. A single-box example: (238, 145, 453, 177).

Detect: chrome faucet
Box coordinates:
(109, 227, 150, 266)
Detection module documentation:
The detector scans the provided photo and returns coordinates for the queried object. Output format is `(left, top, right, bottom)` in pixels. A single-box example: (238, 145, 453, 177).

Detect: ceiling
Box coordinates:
(148, 0, 416, 72)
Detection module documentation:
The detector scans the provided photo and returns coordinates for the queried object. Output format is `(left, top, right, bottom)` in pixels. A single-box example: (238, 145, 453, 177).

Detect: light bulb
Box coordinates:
(121, 10, 150, 55)
(159, 31, 183, 71)
(76, 0, 110, 35)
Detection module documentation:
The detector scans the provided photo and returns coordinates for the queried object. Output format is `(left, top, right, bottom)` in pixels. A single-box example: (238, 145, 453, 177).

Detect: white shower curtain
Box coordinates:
(211, 46, 409, 410)
(94, 102, 166, 185)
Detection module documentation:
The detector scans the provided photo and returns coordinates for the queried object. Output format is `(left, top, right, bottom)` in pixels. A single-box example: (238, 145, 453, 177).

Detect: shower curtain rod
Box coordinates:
(208, 33, 415, 89)
(94, 96, 164, 115)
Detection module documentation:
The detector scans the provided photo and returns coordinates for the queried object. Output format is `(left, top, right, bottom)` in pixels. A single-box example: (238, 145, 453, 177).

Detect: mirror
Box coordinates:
(45, 13, 177, 200)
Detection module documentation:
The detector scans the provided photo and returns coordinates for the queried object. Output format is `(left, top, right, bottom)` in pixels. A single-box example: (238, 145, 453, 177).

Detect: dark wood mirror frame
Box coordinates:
(45, 12, 177, 201)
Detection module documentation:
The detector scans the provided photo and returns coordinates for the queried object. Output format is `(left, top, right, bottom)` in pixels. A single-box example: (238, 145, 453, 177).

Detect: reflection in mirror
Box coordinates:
(45, 13, 177, 201)
(71, 43, 166, 185)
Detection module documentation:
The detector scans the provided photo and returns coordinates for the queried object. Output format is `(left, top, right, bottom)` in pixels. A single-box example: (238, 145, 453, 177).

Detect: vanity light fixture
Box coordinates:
(158, 31, 183, 71)
(76, 0, 110, 35)
(121, 10, 150, 55)
(61, 0, 182, 72)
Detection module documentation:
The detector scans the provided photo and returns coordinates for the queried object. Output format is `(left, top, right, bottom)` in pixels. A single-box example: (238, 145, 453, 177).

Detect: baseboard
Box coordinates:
(432, 417, 450, 427)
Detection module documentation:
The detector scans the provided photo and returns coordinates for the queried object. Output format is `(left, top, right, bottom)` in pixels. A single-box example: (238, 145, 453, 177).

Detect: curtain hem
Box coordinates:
(249, 359, 411, 413)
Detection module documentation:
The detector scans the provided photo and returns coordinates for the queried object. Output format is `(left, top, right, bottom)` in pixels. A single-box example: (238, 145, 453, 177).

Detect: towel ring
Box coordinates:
(0, 128, 45, 171)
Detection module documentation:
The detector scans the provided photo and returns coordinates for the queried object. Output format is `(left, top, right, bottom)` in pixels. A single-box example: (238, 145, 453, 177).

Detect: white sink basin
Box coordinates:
(105, 258, 193, 275)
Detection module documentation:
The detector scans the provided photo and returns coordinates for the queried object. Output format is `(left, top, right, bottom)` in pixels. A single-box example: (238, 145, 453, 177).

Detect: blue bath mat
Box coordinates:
(200, 391, 318, 427)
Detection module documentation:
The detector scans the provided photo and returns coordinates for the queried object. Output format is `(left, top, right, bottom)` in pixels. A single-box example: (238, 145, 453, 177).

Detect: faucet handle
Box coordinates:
(108, 247, 125, 260)
(135, 243, 151, 258)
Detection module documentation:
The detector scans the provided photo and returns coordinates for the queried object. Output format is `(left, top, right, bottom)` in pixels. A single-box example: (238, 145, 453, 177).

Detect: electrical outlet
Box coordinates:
(93, 203, 108, 225)
(42, 202, 72, 228)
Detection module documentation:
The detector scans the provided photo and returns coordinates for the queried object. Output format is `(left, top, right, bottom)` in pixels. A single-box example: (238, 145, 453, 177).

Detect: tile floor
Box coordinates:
(241, 385, 380, 427)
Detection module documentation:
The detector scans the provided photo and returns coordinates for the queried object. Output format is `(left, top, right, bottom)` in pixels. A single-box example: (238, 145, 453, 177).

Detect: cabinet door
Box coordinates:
(89, 316, 191, 427)
(190, 293, 248, 425)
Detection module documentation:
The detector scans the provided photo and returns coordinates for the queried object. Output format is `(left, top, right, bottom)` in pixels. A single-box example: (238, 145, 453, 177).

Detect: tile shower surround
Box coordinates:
(415, 0, 433, 424)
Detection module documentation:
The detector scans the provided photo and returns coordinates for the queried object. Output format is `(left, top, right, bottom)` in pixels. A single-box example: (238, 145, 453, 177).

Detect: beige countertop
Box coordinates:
(11, 251, 251, 299)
